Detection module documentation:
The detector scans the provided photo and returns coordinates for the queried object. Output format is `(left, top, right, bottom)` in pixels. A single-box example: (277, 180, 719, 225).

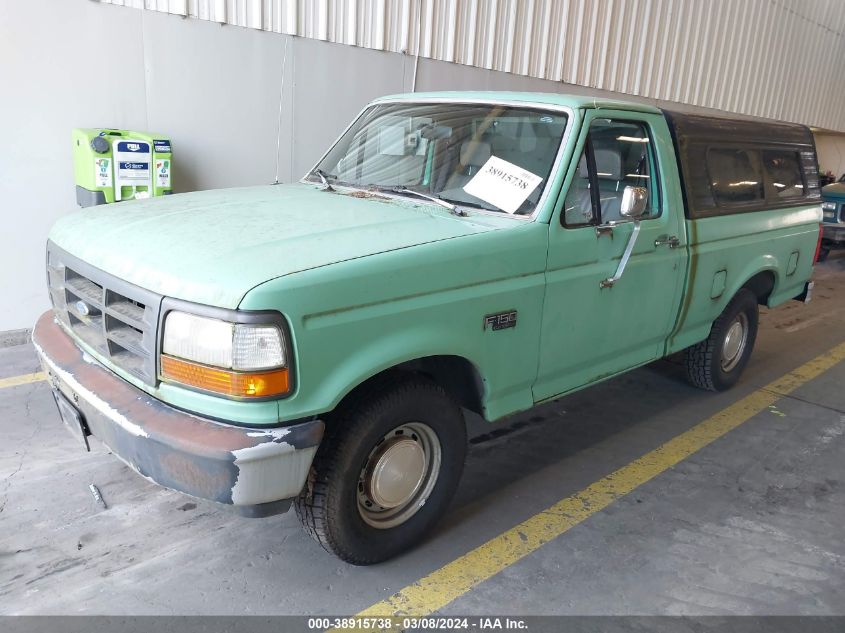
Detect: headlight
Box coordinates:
(822, 201, 836, 211)
(160, 311, 290, 398)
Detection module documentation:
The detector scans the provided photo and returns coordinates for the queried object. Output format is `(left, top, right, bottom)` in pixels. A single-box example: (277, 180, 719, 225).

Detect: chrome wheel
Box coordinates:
(721, 312, 749, 372)
(357, 422, 442, 530)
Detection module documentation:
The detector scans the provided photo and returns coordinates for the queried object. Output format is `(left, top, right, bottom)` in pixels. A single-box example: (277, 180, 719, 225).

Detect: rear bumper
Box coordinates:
(32, 311, 323, 517)
(822, 223, 845, 244)
(794, 280, 814, 304)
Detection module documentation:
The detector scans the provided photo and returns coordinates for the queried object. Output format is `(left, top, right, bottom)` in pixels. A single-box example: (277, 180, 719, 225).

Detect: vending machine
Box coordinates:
(72, 129, 173, 207)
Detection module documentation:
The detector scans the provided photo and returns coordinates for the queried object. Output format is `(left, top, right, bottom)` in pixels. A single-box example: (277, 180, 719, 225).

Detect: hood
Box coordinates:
(49, 184, 505, 308)
(822, 182, 845, 200)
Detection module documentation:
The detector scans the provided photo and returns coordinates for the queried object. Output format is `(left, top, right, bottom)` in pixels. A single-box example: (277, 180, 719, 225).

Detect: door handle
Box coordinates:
(654, 235, 680, 248)
(601, 222, 641, 288)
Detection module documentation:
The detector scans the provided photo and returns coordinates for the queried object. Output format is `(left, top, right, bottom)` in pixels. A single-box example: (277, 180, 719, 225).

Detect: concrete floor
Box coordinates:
(2, 257, 845, 616)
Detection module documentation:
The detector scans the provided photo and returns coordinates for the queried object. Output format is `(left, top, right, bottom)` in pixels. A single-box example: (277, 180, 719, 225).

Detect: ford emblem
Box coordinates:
(75, 300, 90, 316)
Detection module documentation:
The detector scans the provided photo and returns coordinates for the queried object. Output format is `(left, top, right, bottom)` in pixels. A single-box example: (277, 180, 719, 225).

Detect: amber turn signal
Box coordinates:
(161, 354, 290, 398)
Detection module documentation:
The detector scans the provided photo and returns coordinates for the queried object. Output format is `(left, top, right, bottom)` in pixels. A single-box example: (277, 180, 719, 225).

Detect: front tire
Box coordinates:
(684, 288, 759, 391)
(294, 373, 467, 565)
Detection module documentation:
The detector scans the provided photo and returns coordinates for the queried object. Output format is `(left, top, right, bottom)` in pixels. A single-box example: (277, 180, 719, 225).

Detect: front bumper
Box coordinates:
(32, 311, 323, 517)
(822, 223, 845, 244)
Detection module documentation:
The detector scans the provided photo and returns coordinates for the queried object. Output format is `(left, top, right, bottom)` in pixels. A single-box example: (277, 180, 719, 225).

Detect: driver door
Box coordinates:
(533, 109, 686, 402)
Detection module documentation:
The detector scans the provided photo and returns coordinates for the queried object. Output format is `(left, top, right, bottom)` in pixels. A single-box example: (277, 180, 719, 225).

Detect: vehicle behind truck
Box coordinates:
(33, 92, 822, 564)
(820, 182, 845, 261)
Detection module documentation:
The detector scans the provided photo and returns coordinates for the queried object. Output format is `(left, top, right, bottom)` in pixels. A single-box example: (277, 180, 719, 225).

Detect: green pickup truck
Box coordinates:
(34, 92, 822, 564)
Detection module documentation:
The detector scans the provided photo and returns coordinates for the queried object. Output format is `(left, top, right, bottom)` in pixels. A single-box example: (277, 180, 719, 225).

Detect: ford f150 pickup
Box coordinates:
(33, 92, 822, 564)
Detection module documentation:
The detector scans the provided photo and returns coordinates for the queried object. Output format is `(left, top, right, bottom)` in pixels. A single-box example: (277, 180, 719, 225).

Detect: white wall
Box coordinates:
(97, 0, 845, 132)
(0, 1, 407, 333)
(0, 0, 838, 334)
(815, 133, 845, 181)
(0, 2, 147, 334)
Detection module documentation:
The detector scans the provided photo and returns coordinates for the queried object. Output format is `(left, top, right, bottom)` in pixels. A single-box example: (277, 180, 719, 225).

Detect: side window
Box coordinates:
(707, 148, 764, 205)
(762, 150, 805, 199)
(562, 119, 659, 227)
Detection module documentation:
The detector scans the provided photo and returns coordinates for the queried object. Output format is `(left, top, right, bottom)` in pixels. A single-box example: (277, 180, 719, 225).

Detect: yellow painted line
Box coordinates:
(357, 341, 845, 618)
(0, 371, 46, 390)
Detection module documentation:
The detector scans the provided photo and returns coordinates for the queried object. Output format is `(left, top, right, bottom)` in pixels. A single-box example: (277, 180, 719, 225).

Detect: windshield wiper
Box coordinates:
(388, 187, 467, 216)
(309, 168, 336, 192)
(438, 197, 497, 212)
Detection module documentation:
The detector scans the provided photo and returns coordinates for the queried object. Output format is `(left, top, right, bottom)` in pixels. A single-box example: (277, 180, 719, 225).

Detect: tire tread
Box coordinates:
(684, 288, 758, 392)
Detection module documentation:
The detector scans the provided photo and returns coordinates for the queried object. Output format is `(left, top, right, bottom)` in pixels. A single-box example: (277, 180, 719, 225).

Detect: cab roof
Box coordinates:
(371, 91, 662, 114)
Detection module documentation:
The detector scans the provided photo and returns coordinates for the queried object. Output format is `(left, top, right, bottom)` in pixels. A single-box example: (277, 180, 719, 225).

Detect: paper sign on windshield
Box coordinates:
(463, 156, 543, 214)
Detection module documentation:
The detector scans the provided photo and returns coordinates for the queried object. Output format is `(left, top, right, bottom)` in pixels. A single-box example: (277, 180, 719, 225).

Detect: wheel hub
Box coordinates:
(357, 422, 442, 530)
(366, 438, 426, 509)
(721, 313, 748, 371)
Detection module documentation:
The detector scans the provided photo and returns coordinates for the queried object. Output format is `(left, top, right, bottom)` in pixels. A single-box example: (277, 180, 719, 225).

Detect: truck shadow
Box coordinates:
(436, 357, 731, 535)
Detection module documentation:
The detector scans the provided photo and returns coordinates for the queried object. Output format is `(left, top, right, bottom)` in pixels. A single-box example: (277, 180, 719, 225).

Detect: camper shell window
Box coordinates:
(662, 110, 820, 219)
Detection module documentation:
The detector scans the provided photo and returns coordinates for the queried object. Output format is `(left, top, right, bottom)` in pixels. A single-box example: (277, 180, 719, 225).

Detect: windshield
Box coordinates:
(311, 102, 568, 215)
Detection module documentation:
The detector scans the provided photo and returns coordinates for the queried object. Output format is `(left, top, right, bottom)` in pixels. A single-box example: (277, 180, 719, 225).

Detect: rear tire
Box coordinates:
(684, 288, 759, 391)
(294, 372, 467, 565)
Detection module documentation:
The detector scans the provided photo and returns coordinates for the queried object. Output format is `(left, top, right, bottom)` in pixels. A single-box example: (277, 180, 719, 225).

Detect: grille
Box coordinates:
(47, 242, 162, 385)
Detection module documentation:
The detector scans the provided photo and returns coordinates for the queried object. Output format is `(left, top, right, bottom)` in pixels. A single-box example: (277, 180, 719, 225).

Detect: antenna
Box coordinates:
(411, 0, 422, 92)
(273, 38, 289, 185)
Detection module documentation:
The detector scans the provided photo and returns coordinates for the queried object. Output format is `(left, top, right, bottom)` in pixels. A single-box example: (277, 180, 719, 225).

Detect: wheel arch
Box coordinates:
(333, 354, 486, 419)
(740, 269, 777, 305)
(722, 253, 780, 309)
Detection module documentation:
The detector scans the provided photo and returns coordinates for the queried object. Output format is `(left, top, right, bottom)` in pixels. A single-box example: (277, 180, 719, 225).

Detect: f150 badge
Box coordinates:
(484, 310, 517, 331)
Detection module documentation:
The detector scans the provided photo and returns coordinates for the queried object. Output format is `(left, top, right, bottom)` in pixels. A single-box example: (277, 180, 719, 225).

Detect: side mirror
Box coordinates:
(621, 186, 648, 219)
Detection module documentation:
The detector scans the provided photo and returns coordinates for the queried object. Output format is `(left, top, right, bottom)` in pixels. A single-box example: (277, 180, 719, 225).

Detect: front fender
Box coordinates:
(241, 224, 550, 424)
(299, 324, 488, 416)
(277, 299, 540, 423)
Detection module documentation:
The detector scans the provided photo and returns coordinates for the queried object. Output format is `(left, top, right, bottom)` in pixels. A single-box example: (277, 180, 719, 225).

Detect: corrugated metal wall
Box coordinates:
(99, 0, 845, 131)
